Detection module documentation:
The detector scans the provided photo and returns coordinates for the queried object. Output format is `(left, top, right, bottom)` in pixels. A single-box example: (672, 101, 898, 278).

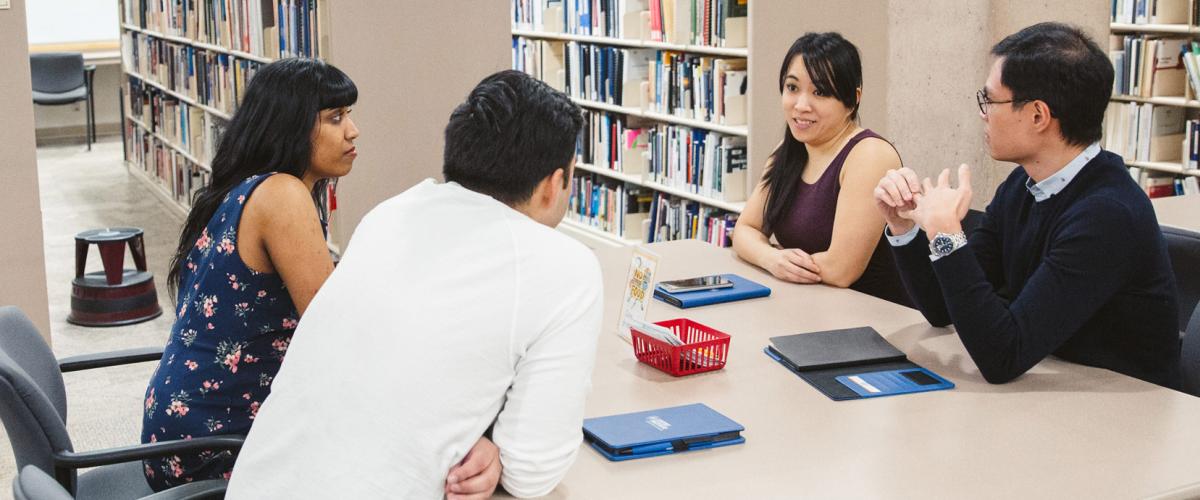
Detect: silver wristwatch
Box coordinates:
(929, 231, 968, 258)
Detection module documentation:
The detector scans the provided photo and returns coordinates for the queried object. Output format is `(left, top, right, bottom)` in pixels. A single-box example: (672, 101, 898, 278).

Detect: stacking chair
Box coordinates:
(0, 306, 240, 498)
(29, 53, 96, 151)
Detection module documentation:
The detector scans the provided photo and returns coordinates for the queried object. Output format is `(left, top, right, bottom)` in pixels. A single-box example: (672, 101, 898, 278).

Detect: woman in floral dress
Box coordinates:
(139, 58, 359, 490)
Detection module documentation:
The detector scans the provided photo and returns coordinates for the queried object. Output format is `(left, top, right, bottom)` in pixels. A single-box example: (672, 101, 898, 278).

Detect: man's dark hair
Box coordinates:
(991, 22, 1113, 147)
(443, 70, 583, 205)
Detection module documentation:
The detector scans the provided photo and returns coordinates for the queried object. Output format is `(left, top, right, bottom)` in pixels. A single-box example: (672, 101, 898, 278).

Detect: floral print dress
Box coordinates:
(141, 173, 310, 491)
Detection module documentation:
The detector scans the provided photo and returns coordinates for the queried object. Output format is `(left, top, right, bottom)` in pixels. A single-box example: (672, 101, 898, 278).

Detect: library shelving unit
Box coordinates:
(1107, 0, 1200, 196)
(511, 1, 751, 248)
(116, 1, 330, 226)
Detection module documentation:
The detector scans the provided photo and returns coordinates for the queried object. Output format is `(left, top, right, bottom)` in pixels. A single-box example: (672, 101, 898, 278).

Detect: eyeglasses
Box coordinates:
(976, 88, 1024, 116)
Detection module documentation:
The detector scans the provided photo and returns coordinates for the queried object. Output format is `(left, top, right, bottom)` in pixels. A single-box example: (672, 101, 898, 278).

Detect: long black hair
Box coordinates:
(761, 32, 862, 234)
(168, 58, 357, 296)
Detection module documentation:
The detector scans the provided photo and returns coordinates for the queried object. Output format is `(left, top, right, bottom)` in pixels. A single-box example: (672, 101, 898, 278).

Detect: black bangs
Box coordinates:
(319, 62, 358, 109)
(803, 54, 840, 101)
(801, 35, 861, 118)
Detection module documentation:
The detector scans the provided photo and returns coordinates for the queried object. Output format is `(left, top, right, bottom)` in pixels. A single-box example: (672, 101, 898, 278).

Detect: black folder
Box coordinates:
(765, 327, 951, 401)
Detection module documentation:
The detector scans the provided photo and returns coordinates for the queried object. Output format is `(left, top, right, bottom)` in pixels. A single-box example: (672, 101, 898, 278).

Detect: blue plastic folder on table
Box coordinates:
(582, 403, 745, 461)
(653, 274, 771, 308)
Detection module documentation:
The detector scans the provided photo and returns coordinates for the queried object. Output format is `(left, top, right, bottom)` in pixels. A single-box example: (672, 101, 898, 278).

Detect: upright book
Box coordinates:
(764, 327, 954, 401)
(653, 273, 769, 308)
(583, 403, 745, 461)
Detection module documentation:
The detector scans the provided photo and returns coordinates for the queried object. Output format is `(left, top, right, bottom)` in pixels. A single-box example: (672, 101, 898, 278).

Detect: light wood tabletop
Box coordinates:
(498, 239, 1200, 499)
(1154, 195, 1200, 233)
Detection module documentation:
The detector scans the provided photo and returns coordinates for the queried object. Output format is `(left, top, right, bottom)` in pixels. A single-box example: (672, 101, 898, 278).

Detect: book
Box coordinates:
(582, 403, 744, 461)
(1147, 38, 1189, 98)
(1148, 105, 1186, 162)
(653, 273, 769, 308)
(1152, 0, 1189, 24)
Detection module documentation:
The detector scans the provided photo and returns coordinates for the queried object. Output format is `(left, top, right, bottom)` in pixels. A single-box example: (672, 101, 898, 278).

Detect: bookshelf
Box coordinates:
(1107, 0, 1200, 198)
(117, 0, 330, 228)
(512, 0, 751, 249)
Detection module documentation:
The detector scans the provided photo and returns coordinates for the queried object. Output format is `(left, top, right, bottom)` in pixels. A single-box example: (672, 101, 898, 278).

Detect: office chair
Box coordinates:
(1162, 225, 1200, 338)
(30, 53, 96, 151)
(0, 306, 239, 498)
(13, 466, 225, 500)
(1183, 292, 1200, 397)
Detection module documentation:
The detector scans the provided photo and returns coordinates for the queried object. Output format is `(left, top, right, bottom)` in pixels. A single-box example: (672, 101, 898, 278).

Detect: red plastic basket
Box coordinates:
(631, 318, 731, 376)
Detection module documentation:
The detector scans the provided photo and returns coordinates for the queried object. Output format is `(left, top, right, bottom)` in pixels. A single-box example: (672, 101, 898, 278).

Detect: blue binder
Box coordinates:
(653, 274, 771, 309)
(582, 403, 745, 461)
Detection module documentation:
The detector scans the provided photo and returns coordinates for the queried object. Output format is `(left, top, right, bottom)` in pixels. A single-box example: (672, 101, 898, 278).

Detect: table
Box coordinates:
(505, 240, 1200, 499)
(1154, 195, 1200, 233)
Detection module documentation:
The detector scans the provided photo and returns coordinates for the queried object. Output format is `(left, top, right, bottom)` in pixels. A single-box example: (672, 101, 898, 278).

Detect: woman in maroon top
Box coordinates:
(732, 32, 911, 306)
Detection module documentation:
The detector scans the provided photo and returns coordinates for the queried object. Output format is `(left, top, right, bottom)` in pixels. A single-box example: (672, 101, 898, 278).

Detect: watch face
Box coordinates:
(933, 235, 955, 255)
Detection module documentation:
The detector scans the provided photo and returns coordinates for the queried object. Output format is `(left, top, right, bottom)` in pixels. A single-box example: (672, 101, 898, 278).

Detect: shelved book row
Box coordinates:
(512, 0, 747, 48)
(125, 121, 212, 206)
(1104, 101, 1190, 163)
(568, 173, 652, 241)
(1109, 35, 1190, 98)
(1134, 169, 1200, 197)
(647, 191, 737, 246)
(121, 0, 321, 59)
(513, 37, 747, 126)
(568, 172, 737, 245)
(578, 109, 747, 202)
(1110, 0, 1191, 25)
(124, 31, 264, 115)
(127, 78, 226, 166)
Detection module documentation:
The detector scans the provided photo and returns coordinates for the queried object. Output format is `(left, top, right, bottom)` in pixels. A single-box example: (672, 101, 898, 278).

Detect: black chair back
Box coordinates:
(29, 53, 85, 94)
(1183, 288, 1200, 397)
(1162, 225, 1200, 334)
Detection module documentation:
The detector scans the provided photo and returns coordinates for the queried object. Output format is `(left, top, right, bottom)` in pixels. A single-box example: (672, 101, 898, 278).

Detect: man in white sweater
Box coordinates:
(226, 70, 602, 499)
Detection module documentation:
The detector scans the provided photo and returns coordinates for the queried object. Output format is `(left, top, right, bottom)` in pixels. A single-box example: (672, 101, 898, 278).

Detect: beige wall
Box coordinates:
(1, 0, 53, 340)
(749, 0, 1107, 209)
(749, 0, 891, 191)
(324, 0, 511, 249)
(886, 0, 995, 206)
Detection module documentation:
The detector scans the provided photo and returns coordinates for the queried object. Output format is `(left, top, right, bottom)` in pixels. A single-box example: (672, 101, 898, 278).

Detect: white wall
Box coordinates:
(28, 0, 123, 139)
(25, 0, 119, 44)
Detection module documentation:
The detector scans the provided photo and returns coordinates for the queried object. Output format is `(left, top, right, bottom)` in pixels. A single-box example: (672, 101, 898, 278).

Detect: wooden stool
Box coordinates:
(67, 227, 163, 327)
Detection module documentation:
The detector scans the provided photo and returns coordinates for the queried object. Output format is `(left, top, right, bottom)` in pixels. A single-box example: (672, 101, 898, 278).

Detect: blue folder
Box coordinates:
(582, 403, 745, 461)
(653, 274, 771, 309)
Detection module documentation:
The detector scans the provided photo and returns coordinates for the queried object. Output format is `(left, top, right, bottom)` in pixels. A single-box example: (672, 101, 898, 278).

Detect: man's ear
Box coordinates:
(534, 168, 566, 208)
(551, 167, 567, 191)
(1029, 100, 1054, 133)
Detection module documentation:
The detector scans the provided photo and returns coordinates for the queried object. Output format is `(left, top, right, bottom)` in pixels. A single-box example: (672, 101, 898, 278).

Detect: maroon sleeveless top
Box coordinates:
(772, 129, 911, 306)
